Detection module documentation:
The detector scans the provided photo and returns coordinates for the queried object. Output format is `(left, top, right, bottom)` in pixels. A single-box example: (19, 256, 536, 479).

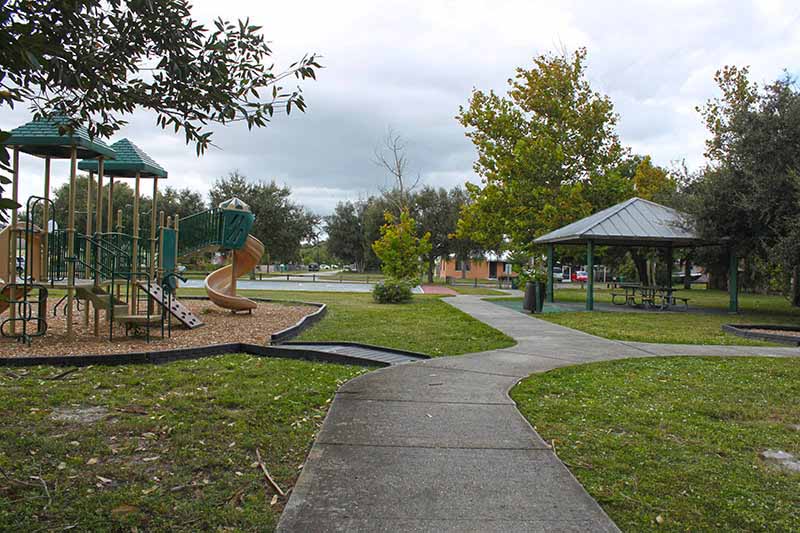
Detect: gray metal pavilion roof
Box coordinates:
(78, 138, 167, 178)
(534, 197, 703, 247)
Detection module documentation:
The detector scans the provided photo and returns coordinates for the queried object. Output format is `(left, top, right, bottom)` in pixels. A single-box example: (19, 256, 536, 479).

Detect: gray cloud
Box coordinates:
(4, 0, 800, 215)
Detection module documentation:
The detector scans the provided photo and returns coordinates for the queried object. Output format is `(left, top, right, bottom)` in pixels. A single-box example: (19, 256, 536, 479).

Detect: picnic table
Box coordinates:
(611, 283, 689, 310)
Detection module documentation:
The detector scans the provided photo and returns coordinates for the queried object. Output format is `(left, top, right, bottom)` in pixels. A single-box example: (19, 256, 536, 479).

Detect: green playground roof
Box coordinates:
(2, 116, 117, 159)
(78, 138, 167, 178)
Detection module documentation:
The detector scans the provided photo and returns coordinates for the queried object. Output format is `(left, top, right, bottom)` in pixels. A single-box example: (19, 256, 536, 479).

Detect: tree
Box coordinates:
(413, 186, 467, 282)
(374, 128, 420, 211)
(155, 187, 207, 221)
(687, 66, 800, 301)
(372, 209, 431, 282)
(456, 48, 625, 255)
(209, 172, 318, 264)
(326, 201, 368, 271)
(0, 0, 321, 222)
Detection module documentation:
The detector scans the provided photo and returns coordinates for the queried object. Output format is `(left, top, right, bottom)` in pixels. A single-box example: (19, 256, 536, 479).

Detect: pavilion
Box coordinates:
(534, 197, 739, 312)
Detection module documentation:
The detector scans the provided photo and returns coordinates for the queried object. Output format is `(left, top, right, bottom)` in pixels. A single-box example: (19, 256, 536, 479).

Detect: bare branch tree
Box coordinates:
(373, 127, 422, 211)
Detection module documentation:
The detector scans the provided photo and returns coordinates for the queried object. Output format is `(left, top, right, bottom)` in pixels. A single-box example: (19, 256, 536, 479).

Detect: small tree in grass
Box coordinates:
(372, 209, 431, 303)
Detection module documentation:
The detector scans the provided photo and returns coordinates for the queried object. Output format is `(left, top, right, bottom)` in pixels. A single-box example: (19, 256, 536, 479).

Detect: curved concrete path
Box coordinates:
(277, 295, 800, 532)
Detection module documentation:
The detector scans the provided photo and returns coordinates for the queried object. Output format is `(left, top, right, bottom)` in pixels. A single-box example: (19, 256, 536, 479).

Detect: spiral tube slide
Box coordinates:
(204, 235, 265, 311)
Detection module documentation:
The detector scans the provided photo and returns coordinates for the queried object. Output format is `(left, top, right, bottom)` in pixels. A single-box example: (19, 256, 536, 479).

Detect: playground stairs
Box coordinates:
(75, 285, 162, 327)
(74, 282, 203, 329)
(137, 282, 203, 329)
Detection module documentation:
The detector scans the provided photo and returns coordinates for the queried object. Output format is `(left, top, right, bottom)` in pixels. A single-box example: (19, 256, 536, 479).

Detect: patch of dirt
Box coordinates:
(50, 406, 110, 424)
(0, 299, 316, 358)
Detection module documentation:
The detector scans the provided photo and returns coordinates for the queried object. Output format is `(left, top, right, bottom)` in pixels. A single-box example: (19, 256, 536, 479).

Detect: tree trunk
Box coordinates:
(792, 267, 800, 307)
(683, 258, 692, 290)
(633, 256, 648, 284)
(427, 256, 435, 283)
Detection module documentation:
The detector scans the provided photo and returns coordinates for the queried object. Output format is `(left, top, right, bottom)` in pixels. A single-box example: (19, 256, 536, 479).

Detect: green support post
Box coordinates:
(546, 243, 554, 303)
(586, 241, 594, 311)
(729, 249, 738, 313)
(665, 246, 673, 287)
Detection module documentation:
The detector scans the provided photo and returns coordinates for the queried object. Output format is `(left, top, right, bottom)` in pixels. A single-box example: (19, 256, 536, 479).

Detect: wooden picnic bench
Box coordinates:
(611, 284, 689, 310)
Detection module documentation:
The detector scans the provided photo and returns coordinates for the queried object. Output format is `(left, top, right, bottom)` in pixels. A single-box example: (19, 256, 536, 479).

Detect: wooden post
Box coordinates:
(8, 147, 19, 334)
(107, 176, 114, 236)
(42, 157, 51, 283)
(66, 146, 77, 339)
(83, 171, 93, 326)
(586, 240, 594, 311)
(546, 243, 554, 303)
(131, 173, 140, 313)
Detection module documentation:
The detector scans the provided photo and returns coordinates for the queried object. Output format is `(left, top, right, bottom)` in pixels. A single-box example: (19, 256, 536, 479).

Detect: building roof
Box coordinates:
(534, 197, 703, 247)
(77, 138, 167, 178)
(2, 116, 117, 159)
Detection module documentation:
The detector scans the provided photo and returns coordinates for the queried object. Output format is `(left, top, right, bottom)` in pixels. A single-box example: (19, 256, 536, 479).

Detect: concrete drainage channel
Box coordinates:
(0, 296, 429, 368)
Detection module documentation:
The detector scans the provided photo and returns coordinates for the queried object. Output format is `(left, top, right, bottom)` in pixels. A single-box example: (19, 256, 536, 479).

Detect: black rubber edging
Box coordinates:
(280, 341, 430, 359)
(0, 296, 352, 368)
(177, 295, 326, 343)
(722, 324, 800, 346)
(0, 342, 387, 368)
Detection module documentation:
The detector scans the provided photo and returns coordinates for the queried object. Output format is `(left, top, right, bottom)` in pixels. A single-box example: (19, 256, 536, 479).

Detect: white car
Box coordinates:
(553, 267, 564, 282)
(320, 264, 331, 270)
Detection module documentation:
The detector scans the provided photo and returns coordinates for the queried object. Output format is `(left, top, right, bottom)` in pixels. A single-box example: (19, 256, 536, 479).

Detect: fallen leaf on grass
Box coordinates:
(86, 457, 98, 465)
(270, 494, 278, 506)
(97, 475, 112, 484)
(111, 504, 139, 518)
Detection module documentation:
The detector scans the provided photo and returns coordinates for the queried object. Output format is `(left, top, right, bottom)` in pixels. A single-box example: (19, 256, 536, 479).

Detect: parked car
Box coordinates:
(308, 263, 320, 272)
(553, 266, 563, 282)
(572, 270, 589, 282)
(320, 264, 331, 270)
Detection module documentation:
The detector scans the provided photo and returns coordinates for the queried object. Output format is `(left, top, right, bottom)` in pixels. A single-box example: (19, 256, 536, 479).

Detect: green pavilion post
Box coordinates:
(546, 243, 554, 303)
(586, 240, 594, 311)
(665, 246, 673, 287)
(729, 248, 738, 313)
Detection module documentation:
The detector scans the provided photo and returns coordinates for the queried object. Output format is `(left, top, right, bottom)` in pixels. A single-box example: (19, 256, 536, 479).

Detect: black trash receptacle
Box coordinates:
(523, 282, 535, 312)
(523, 281, 545, 313)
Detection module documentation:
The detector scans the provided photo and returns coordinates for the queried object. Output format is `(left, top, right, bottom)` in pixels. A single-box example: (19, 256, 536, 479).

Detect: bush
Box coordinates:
(372, 279, 413, 304)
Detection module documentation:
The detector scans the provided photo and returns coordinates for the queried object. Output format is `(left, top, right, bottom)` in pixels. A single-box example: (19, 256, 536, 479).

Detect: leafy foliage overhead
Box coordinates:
(0, 0, 320, 221)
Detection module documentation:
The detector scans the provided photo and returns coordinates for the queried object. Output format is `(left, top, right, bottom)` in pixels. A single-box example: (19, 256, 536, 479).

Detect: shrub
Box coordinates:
(372, 279, 413, 304)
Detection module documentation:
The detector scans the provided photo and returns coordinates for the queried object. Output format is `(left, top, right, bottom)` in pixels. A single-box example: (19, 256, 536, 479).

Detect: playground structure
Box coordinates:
(0, 116, 264, 345)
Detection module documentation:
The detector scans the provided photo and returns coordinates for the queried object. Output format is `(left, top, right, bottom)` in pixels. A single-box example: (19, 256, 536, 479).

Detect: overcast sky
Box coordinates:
(6, 0, 800, 215)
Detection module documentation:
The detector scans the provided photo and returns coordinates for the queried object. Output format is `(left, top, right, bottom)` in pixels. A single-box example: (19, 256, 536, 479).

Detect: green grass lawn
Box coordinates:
(488, 288, 800, 345)
(177, 289, 515, 356)
(0, 355, 366, 532)
(511, 357, 800, 532)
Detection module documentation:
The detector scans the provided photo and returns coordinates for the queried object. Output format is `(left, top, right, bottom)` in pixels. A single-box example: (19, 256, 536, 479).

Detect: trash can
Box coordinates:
(523, 281, 535, 312)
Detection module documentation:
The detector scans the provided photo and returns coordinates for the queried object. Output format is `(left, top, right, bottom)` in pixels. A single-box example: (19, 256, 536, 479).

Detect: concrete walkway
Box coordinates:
(277, 295, 800, 532)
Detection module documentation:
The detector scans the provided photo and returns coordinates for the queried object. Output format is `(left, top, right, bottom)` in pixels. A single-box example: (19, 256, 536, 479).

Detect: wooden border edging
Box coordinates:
(722, 324, 800, 346)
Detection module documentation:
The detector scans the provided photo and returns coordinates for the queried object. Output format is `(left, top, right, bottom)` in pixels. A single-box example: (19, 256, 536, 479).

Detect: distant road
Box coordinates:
(182, 278, 423, 293)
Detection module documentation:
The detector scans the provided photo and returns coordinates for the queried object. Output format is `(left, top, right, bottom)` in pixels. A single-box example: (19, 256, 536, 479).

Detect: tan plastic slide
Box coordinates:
(204, 234, 265, 311)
